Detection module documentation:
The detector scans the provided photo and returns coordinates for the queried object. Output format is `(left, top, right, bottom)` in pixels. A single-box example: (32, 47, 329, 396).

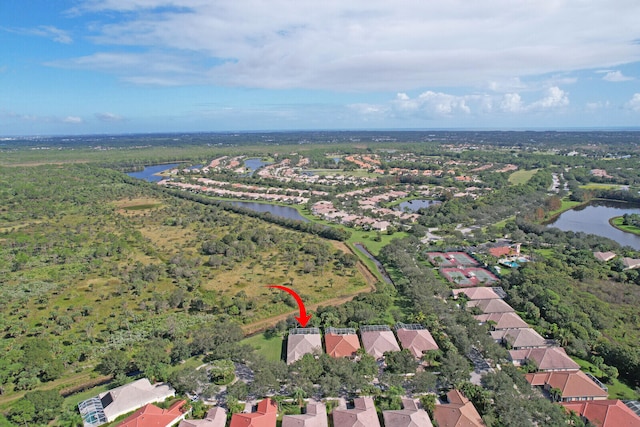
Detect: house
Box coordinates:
(491, 328, 548, 349)
(116, 400, 188, 427)
(282, 401, 328, 427)
(287, 328, 323, 365)
(79, 378, 176, 427)
(359, 325, 401, 360)
(509, 347, 580, 371)
(622, 257, 640, 270)
(452, 287, 502, 301)
(179, 408, 227, 427)
(394, 323, 439, 359)
(562, 399, 640, 427)
(474, 312, 529, 330)
(229, 398, 278, 427)
(525, 371, 609, 402)
(593, 251, 616, 262)
(467, 298, 515, 314)
(332, 397, 381, 427)
(324, 328, 361, 358)
(383, 398, 433, 427)
(433, 390, 486, 427)
(489, 244, 521, 258)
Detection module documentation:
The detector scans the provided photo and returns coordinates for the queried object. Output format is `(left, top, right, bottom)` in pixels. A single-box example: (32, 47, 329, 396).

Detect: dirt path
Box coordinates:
(241, 291, 372, 335)
(330, 240, 379, 288)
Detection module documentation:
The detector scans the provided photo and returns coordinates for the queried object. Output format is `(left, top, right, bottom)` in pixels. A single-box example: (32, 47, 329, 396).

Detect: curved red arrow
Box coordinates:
(268, 285, 312, 327)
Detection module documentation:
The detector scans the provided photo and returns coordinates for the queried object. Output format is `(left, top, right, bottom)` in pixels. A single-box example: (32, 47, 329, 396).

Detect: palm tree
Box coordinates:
(292, 387, 306, 410)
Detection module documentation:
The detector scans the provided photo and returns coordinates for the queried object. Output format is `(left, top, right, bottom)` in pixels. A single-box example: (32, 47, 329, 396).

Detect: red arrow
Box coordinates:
(268, 285, 312, 327)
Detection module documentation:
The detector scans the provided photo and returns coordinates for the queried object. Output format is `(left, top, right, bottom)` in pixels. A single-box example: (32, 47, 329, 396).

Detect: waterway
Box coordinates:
(354, 243, 393, 284)
(394, 199, 441, 212)
(227, 201, 309, 222)
(546, 200, 640, 249)
(126, 163, 181, 182)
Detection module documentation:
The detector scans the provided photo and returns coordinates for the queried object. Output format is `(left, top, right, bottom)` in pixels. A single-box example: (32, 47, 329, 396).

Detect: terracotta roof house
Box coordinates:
(179, 408, 227, 427)
(332, 397, 381, 427)
(474, 312, 529, 330)
(324, 328, 361, 358)
(115, 400, 188, 427)
(433, 390, 486, 427)
(282, 401, 328, 427)
(562, 400, 640, 427)
(230, 398, 278, 427)
(79, 378, 176, 427)
(593, 251, 616, 262)
(509, 347, 580, 371)
(359, 325, 401, 360)
(491, 328, 548, 349)
(287, 328, 323, 365)
(383, 398, 433, 427)
(489, 244, 520, 258)
(395, 323, 439, 359)
(525, 371, 609, 402)
(467, 299, 515, 314)
(622, 258, 640, 270)
(452, 287, 502, 301)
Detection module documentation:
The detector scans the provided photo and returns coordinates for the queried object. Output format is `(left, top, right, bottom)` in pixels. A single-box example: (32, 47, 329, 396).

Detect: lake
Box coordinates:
(244, 158, 271, 175)
(546, 200, 640, 249)
(394, 199, 441, 212)
(127, 164, 181, 182)
(228, 201, 309, 222)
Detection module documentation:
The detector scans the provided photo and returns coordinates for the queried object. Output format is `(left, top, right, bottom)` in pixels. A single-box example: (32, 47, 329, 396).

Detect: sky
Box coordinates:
(2, 0, 640, 135)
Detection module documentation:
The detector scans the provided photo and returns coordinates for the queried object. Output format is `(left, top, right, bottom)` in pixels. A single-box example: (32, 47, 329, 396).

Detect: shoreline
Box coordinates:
(609, 216, 640, 236)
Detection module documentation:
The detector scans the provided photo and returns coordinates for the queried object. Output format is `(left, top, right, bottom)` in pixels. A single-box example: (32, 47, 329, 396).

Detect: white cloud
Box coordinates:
(625, 93, 640, 112)
(529, 86, 569, 110)
(56, 0, 640, 90)
(63, 116, 83, 124)
(95, 112, 125, 122)
(4, 25, 73, 44)
(602, 70, 634, 82)
(501, 93, 524, 113)
(392, 91, 474, 117)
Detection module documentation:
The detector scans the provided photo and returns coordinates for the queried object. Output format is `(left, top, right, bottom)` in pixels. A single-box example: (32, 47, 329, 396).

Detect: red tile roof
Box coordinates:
(562, 400, 640, 427)
(230, 398, 278, 427)
(395, 327, 439, 358)
(116, 400, 188, 427)
(324, 333, 361, 358)
(525, 371, 609, 401)
(433, 390, 485, 427)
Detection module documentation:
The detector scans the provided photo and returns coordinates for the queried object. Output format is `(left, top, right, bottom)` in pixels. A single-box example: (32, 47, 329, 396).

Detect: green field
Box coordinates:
(241, 334, 283, 362)
(508, 169, 539, 184)
(579, 183, 625, 190)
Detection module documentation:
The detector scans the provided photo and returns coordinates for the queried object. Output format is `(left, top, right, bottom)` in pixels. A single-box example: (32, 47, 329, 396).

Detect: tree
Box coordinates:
(438, 351, 471, 390)
(97, 349, 130, 376)
(8, 399, 36, 426)
(168, 367, 208, 395)
(209, 359, 235, 385)
(384, 349, 418, 374)
(24, 389, 64, 424)
(135, 339, 170, 381)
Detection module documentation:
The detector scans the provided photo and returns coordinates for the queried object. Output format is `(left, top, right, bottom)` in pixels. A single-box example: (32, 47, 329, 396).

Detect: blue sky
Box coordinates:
(2, 0, 640, 135)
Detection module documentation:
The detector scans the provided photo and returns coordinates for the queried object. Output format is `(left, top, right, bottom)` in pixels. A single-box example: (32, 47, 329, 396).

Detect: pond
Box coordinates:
(126, 164, 181, 182)
(546, 200, 640, 249)
(243, 158, 271, 175)
(394, 199, 442, 212)
(227, 201, 309, 222)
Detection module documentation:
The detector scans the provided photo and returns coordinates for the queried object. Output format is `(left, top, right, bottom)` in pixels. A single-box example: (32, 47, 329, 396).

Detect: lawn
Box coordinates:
(579, 183, 625, 190)
(610, 217, 640, 236)
(508, 169, 539, 185)
(241, 333, 283, 362)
